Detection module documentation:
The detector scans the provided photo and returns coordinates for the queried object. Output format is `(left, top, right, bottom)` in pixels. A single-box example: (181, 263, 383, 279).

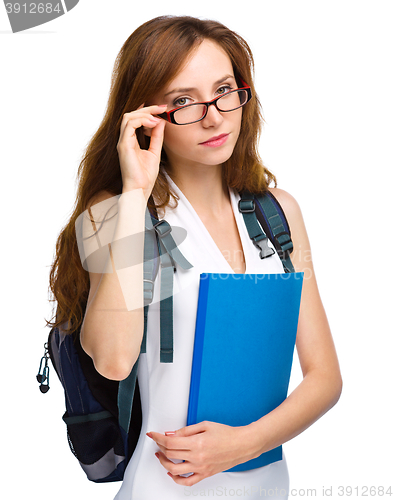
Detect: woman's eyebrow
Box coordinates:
(164, 74, 235, 97)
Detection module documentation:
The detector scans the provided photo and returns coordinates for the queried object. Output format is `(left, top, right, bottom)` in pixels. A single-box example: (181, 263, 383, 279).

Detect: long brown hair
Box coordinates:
(46, 15, 277, 334)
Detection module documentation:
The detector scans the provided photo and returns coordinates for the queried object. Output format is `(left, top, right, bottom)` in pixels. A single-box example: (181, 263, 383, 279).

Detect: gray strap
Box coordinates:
(157, 239, 175, 363)
(255, 194, 295, 273)
(141, 210, 158, 354)
(238, 192, 275, 259)
(143, 210, 157, 306)
(153, 219, 193, 270)
(152, 217, 193, 363)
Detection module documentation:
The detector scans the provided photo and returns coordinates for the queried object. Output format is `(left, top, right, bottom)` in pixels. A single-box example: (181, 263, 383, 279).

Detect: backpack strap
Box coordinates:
(255, 192, 294, 273)
(238, 191, 275, 260)
(239, 190, 295, 273)
(118, 212, 193, 432)
(141, 210, 159, 354)
(156, 235, 175, 364)
(151, 217, 193, 363)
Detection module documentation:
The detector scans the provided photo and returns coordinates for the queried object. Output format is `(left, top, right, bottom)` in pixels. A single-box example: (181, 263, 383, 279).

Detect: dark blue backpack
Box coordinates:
(37, 190, 294, 482)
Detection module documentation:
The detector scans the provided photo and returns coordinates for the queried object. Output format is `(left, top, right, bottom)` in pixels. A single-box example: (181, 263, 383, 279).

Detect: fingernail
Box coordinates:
(158, 104, 167, 108)
(165, 431, 176, 436)
(146, 432, 153, 438)
(155, 452, 160, 459)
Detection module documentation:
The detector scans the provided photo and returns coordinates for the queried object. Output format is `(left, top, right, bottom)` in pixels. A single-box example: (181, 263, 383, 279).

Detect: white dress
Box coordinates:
(114, 176, 290, 499)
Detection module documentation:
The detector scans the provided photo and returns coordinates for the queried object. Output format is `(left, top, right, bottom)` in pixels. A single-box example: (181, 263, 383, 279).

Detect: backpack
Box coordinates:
(36, 189, 294, 483)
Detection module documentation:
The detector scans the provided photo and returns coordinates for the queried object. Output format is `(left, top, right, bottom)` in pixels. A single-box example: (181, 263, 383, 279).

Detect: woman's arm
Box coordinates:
(243, 187, 342, 456)
(80, 188, 147, 381)
(80, 104, 167, 381)
(149, 188, 342, 486)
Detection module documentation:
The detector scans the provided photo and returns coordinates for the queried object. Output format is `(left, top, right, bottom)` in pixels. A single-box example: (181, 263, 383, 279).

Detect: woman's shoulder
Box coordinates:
(267, 187, 302, 220)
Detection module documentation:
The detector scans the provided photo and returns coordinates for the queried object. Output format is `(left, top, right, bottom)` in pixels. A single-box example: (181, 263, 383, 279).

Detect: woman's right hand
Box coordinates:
(116, 104, 167, 200)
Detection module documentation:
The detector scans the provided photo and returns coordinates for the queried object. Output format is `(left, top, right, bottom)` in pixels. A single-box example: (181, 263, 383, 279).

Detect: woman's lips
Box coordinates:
(199, 133, 229, 147)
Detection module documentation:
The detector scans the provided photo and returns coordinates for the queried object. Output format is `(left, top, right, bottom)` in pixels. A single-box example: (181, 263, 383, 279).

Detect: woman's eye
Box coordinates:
(217, 85, 233, 95)
(173, 97, 190, 107)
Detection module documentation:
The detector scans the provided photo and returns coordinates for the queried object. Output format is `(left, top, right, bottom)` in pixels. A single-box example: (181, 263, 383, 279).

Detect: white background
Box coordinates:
(1, 1, 393, 498)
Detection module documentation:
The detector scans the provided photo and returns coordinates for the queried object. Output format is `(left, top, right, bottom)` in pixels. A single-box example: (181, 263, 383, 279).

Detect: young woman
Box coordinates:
(48, 15, 342, 499)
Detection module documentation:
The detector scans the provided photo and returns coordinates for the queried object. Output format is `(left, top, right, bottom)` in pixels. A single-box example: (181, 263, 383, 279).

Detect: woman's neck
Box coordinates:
(165, 164, 231, 217)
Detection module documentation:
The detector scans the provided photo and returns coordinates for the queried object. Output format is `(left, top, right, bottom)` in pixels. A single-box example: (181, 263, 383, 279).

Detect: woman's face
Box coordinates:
(153, 39, 243, 172)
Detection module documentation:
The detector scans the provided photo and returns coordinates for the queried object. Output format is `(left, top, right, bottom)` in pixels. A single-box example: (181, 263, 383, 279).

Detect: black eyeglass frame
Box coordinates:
(157, 80, 252, 125)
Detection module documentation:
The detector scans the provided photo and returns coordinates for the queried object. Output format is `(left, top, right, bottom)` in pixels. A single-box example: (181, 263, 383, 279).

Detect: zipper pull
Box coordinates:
(36, 342, 50, 393)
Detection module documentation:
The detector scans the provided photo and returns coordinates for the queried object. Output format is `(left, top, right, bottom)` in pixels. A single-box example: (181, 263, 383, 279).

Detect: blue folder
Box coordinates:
(187, 272, 304, 472)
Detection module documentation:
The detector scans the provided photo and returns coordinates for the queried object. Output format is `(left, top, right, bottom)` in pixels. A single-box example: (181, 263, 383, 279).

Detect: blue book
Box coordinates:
(187, 272, 304, 472)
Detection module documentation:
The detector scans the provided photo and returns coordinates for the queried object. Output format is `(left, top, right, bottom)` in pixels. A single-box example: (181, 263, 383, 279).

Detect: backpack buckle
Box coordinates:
(238, 199, 255, 213)
(153, 220, 172, 238)
(274, 231, 293, 258)
(253, 236, 275, 259)
(143, 279, 155, 304)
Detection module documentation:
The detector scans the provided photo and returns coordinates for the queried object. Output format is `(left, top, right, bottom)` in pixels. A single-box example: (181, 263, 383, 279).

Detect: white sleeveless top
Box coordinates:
(114, 176, 290, 499)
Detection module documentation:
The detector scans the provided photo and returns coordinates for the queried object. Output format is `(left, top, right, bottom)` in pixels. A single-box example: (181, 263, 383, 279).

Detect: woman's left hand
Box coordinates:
(147, 421, 259, 486)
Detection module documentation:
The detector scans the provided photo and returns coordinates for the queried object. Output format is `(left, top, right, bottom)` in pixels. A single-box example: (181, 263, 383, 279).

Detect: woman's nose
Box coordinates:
(201, 103, 224, 127)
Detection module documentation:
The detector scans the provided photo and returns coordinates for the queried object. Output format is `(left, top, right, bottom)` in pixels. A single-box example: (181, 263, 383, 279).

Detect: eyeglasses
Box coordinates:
(158, 82, 252, 125)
